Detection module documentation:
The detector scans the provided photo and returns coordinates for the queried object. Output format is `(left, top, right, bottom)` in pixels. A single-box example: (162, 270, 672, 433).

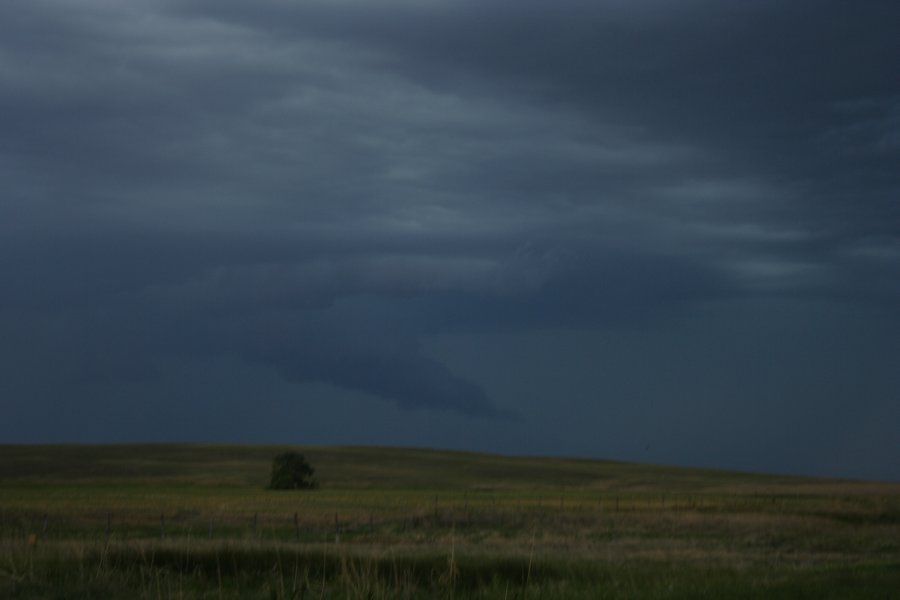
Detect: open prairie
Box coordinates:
(1, 444, 898, 598)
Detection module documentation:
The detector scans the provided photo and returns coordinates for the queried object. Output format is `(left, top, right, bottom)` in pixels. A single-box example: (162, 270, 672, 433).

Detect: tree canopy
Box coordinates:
(268, 452, 316, 490)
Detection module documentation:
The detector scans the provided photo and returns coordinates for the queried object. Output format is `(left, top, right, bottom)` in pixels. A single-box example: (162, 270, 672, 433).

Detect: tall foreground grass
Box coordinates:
(1, 445, 898, 598)
(4, 538, 898, 599)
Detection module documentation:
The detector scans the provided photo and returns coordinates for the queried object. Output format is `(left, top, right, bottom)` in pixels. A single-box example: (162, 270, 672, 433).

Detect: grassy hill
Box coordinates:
(0, 443, 879, 491)
(1, 444, 898, 599)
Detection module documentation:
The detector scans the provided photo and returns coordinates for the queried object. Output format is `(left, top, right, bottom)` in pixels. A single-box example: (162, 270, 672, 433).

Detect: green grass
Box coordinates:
(1, 444, 898, 598)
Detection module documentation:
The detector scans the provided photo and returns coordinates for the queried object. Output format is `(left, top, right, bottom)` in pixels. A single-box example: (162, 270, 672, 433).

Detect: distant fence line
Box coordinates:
(1, 492, 816, 546)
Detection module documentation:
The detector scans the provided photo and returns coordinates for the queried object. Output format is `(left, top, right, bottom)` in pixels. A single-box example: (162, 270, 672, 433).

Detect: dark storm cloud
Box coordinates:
(1, 0, 898, 452)
(0, 230, 511, 415)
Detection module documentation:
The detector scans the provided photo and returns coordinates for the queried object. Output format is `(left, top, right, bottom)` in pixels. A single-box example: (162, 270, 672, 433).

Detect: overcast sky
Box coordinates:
(2, 0, 898, 481)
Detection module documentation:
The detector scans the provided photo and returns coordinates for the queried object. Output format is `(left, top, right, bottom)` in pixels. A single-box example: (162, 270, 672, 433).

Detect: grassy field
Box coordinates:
(1, 444, 898, 598)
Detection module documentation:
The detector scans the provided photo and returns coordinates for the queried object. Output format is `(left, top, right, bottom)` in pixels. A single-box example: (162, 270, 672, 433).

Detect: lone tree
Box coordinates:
(268, 452, 316, 490)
